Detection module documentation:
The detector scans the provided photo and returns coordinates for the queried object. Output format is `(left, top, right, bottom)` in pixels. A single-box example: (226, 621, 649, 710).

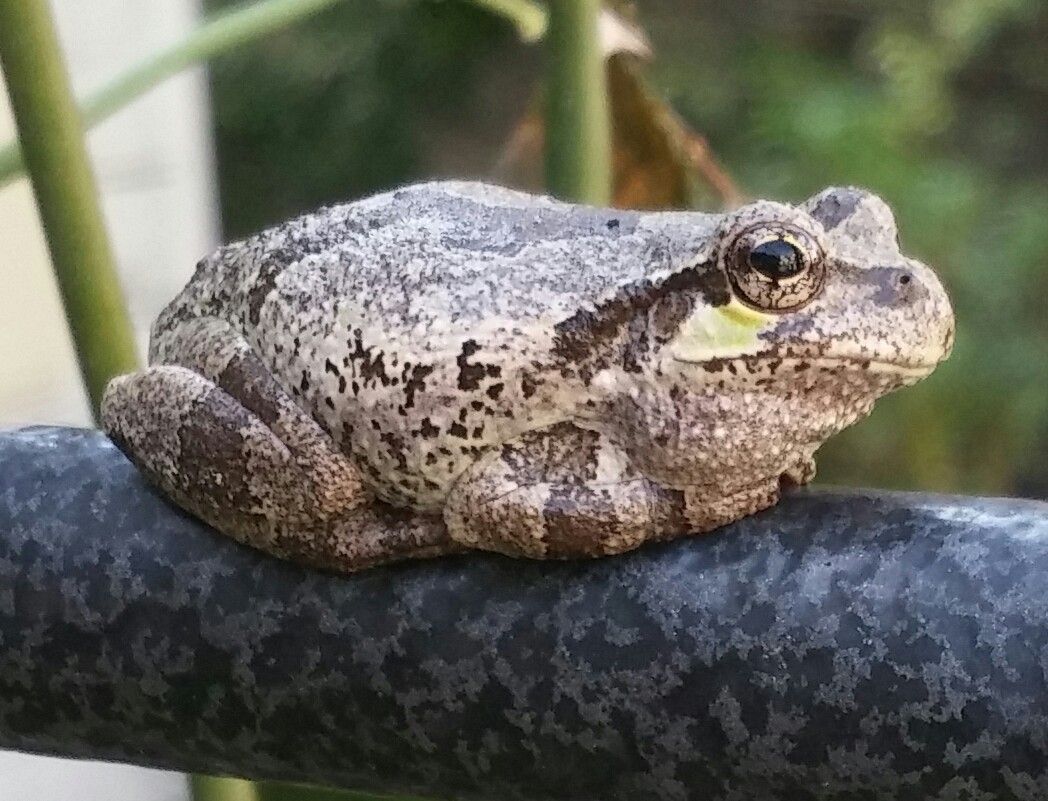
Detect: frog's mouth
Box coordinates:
(668, 295, 953, 380)
(779, 355, 940, 380)
(671, 352, 941, 387)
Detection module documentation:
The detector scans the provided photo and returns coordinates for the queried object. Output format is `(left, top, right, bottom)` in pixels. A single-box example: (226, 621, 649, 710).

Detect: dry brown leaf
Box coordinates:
(491, 9, 741, 211)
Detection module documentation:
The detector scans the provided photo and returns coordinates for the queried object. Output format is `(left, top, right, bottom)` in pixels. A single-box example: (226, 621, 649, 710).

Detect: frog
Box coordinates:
(101, 181, 955, 573)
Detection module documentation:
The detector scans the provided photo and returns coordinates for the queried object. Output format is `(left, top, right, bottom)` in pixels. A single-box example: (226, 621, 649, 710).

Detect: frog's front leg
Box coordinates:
(444, 422, 780, 559)
(781, 456, 817, 488)
(101, 317, 457, 572)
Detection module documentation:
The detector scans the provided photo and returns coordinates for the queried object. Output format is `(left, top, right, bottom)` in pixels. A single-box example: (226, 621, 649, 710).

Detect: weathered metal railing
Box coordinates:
(1, 426, 1047, 801)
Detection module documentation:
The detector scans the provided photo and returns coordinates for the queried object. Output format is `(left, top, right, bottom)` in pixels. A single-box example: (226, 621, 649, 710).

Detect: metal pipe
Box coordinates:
(1, 426, 1047, 800)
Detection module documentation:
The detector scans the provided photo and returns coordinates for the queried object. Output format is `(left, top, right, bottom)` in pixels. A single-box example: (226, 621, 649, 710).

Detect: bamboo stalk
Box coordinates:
(0, 0, 139, 418)
(470, 0, 547, 41)
(544, 0, 611, 204)
(0, 0, 549, 186)
(256, 780, 424, 800)
(191, 775, 261, 801)
(0, 0, 346, 185)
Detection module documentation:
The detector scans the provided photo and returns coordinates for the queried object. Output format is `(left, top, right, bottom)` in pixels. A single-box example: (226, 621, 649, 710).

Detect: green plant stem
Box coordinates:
(0, 0, 139, 418)
(544, 0, 611, 204)
(0, 0, 347, 185)
(470, 0, 548, 41)
(191, 775, 261, 801)
(0, 0, 548, 186)
(256, 781, 425, 801)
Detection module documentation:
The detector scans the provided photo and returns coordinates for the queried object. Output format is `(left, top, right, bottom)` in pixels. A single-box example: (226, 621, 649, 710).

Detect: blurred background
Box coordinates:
(1, 0, 1046, 798)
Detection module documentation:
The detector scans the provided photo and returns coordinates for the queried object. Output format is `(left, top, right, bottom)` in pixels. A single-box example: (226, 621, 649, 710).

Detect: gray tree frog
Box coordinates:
(101, 182, 954, 572)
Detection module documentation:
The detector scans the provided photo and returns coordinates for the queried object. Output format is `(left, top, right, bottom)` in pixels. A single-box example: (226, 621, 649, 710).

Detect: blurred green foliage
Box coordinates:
(204, 0, 1047, 498)
(646, 0, 1048, 496)
(203, 0, 513, 230)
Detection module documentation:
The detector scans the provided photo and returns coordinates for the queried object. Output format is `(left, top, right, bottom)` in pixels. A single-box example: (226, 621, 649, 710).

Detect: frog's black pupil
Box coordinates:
(749, 239, 803, 279)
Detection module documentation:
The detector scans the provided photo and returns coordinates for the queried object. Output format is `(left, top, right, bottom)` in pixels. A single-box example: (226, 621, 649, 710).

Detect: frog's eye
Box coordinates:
(724, 224, 826, 312)
(749, 239, 805, 280)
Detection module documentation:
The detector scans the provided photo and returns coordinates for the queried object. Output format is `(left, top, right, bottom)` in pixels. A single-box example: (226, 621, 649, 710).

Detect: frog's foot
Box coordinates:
(254, 501, 460, 572)
(780, 456, 817, 488)
(102, 365, 457, 572)
(444, 422, 782, 559)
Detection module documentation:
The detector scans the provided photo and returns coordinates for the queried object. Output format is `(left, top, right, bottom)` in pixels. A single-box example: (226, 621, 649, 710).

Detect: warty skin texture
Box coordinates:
(101, 182, 955, 572)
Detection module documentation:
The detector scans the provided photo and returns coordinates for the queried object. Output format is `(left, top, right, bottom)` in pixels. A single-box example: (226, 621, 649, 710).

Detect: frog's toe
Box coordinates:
(780, 457, 817, 488)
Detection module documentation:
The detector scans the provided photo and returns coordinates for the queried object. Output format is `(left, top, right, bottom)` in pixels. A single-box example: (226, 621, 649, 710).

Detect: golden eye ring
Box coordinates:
(723, 224, 826, 313)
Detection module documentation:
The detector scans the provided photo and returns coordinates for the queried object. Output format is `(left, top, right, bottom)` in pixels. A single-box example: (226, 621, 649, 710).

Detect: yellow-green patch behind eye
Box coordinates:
(669, 298, 776, 362)
(719, 299, 775, 328)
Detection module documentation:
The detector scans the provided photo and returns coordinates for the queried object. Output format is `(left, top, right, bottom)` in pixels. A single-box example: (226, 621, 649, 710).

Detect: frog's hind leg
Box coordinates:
(147, 315, 364, 521)
(103, 366, 456, 572)
(101, 318, 457, 572)
(444, 421, 781, 560)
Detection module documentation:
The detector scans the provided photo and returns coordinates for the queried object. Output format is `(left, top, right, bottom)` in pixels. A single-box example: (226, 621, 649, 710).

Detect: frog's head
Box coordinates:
(668, 187, 955, 390)
(600, 187, 954, 491)
(565, 187, 955, 490)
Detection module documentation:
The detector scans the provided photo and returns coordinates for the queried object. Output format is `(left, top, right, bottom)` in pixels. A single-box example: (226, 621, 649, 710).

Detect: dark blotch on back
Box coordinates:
(457, 340, 486, 391)
(456, 339, 501, 391)
(346, 329, 393, 388)
(379, 430, 409, 470)
(552, 263, 729, 368)
(246, 259, 282, 327)
(244, 229, 330, 326)
(520, 373, 538, 399)
(403, 363, 435, 408)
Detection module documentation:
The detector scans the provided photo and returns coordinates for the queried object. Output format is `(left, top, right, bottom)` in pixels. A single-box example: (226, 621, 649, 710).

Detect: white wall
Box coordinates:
(0, 752, 190, 801)
(0, 0, 221, 798)
(0, 0, 220, 427)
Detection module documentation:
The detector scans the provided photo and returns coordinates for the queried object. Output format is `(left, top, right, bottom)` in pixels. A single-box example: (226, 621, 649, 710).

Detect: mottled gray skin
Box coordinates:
(4, 427, 1048, 801)
(101, 182, 954, 571)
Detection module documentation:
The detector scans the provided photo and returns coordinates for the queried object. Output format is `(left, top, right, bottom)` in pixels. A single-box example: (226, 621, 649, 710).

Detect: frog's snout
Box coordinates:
(900, 257, 955, 368)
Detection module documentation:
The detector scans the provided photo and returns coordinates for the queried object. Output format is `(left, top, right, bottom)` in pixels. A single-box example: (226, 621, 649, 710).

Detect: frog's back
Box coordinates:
(244, 182, 713, 334)
(176, 182, 718, 343)
(163, 182, 718, 507)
